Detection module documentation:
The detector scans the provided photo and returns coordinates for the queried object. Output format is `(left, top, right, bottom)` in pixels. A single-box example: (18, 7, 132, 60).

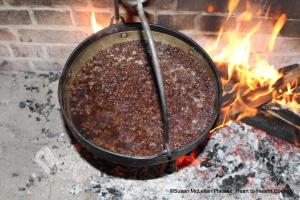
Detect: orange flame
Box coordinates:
(205, 2, 291, 128)
(227, 0, 240, 20)
(272, 79, 300, 114)
(237, 1, 252, 22)
(268, 14, 287, 51)
(91, 12, 103, 33)
(265, 5, 271, 18)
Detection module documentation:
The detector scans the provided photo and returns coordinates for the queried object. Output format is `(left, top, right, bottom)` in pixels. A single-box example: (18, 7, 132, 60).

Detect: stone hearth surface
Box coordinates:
(0, 69, 300, 200)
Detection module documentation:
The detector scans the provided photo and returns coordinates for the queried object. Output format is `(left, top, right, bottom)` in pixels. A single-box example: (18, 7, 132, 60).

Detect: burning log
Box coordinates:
(277, 64, 300, 89)
(216, 63, 300, 90)
(241, 107, 300, 147)
(260, 103, 300, 124)
(215, 63, 300, 125)
(214, 62, 300, 147)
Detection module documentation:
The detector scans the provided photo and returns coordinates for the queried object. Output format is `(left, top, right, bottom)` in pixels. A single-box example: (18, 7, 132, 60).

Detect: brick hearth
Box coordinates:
(1, 1, 300, 200)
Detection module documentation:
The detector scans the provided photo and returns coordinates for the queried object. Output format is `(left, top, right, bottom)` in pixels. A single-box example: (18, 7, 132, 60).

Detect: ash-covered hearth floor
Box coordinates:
(1, 70, 300, 200)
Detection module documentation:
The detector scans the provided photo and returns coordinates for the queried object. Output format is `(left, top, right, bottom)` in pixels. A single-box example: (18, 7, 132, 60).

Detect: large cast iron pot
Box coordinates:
(58, 19, 222, 167)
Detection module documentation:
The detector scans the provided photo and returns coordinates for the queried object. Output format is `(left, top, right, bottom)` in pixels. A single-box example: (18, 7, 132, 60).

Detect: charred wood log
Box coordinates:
(241, 108, 300, 147)
(259, 102, 300, 125)
(277, 64, 300, 90)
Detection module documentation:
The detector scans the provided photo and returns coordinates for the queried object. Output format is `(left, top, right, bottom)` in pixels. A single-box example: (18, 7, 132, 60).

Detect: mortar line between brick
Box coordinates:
(69, 6, 77, 26)
(27, 7, 37, 25)
(39, 43, 78, 47)
(194, 14, 201, 31)
(173, 0, 178, 10)
(0, 56, 67, 62)
(0, 25, 92, 32)
(152, 10, 158, 24)
(2, 43, 15, 57)
(30, 6, 72, 11)
(2, 0, 9, 6)
(4, 26, 20, 42)
(42, 44, 48, 59)
(0, 41, 80, 47)
(72, 7, 112, 12)
(0, 6, 31, 10)
(0, 5, 77, 11)
(155, 10, 200, 15)
(86, 0, 93, 7)
(28, 60, 35, 70)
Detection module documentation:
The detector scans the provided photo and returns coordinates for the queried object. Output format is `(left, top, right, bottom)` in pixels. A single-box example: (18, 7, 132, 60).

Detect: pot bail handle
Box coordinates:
(110, 15, 125, 25)
(119, 0, 172, 159)
(111, 0, 125, 25)
(114, 0, 120, 20)
(135, 0, 172, 159)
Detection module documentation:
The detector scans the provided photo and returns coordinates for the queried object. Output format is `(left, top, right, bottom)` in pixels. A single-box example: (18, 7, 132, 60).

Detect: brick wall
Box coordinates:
(0, 0, 299, 71)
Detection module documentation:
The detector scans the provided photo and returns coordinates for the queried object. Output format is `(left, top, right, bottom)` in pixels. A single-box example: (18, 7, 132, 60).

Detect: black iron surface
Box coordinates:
(58, 22, 222, 167)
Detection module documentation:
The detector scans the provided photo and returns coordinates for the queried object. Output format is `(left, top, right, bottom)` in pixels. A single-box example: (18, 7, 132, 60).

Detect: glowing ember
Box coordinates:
(91, 12, 103, 33)
(176, 148, 206, 170)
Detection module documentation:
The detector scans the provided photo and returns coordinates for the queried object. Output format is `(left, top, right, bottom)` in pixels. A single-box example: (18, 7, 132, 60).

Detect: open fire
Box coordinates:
(178, 0, 300, 167)
(205, 0, 299, 126)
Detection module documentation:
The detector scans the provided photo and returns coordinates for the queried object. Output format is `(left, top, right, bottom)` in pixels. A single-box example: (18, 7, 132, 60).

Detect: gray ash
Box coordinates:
(106, 187, 123, 197)
(18, 71, 61, 140)
(19, 88, 55, 122)
(38, 71, 61, 83)
(19, 101, 26, 109)
(25, 177, 34, 188)
(192, 122, 300, 199)
(91, 184, 101, 193)
(25, 86, 39, 93)
(220, 175, 249, 190)
(41, 128, 55, 138)
(255, 142, 299, 199)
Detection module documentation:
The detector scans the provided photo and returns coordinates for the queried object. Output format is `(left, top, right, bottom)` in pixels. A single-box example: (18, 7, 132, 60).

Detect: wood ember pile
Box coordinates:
(188, 121, 300, 200)
(174, 121, 300, 199)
